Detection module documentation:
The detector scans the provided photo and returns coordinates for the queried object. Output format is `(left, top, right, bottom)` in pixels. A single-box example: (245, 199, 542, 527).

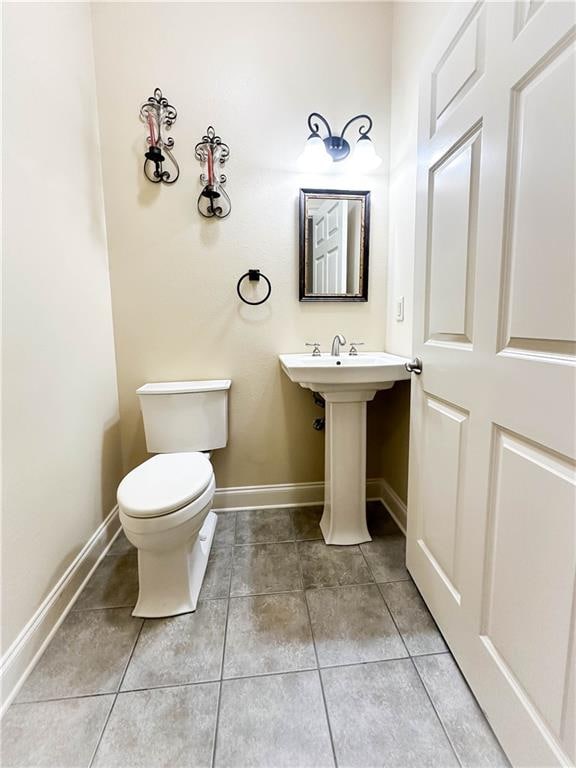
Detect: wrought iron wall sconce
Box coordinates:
(298, 112, 382, 172)
(140, 88, 179, 184)
(195, 126, 231, 219)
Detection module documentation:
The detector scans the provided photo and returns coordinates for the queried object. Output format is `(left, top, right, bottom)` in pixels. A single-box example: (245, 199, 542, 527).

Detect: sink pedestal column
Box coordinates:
(319, 389, 377, 545)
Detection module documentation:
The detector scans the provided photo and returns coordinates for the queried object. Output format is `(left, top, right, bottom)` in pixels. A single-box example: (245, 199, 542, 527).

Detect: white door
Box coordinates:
(312, 199, 348, 293)
(407, 3, 576, 766)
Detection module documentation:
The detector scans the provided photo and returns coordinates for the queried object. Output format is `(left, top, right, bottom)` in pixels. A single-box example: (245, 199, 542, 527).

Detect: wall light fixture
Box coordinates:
(298, 112, 382, 172)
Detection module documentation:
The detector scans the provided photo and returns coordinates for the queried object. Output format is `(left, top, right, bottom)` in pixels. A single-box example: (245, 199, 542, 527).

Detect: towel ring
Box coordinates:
(237, 270, 272, 306)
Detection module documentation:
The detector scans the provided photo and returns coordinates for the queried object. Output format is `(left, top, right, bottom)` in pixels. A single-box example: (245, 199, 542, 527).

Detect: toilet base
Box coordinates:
(132, 510, 217, 618)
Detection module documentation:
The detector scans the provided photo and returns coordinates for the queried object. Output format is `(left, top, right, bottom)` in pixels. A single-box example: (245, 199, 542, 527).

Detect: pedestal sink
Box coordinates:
(279, 352, 410, 545)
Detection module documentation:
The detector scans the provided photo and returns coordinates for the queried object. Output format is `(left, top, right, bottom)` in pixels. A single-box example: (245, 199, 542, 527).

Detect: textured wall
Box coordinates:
(91, 2, 393, 488)
(2, 3, 122, 653)
(376, 0, 452, 502)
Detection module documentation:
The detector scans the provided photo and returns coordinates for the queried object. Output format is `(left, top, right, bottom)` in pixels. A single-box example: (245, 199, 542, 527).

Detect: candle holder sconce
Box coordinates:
(195, 126, 231, 219)
(140, 88, 179, 184)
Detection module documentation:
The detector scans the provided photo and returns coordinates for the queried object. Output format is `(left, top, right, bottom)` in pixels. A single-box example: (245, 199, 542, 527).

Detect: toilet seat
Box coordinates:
(119, 474, 215, 537)
(118, 452, 213, 519)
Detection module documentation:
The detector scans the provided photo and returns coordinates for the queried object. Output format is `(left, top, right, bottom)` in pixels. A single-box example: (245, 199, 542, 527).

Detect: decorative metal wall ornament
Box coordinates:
(195, 126, 231, 219)
(139, 88, 179, 184)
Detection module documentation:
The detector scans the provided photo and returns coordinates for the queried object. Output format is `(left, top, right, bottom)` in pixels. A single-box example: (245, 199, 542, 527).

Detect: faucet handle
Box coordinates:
(349, 342, 365, 356)
(305, 342, 322, 357)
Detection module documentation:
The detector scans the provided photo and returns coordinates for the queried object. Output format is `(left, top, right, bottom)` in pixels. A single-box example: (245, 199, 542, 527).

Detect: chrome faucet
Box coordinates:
(331, 334, 346, 356)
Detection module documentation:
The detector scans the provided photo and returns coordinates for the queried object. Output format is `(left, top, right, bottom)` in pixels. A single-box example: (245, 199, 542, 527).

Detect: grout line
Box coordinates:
(12, 651, 458, 708)
(228, 588, 305, 599)
(401, 649, 451, 659)
(233, 538, 297, 547)
(358, 544, 412, 660)
(54, 584, 414, 616)
(318, 653, 410, 671)
(87, 693, 116, 768)
(71, 594, 234, 613)
(230, 535, 407, 548)
(71, 603, 137, 613)
(410, 656, 464, 768)
(316, 668, 338, 768)
(13, 690, 119, 706)
(209, 510, 238, 768)
(294, 542, 305, 595)
(87, 617, 145, 768)
(361, 536, 464, 767)
(210, 665, 224, 767)
(219, 578, 411, 600)
(227, 508, 237, 615)
(105, 667, 324, 695)
(116, 618, 145, 695)
(295, 533, 338, 768)
(288, 507, 297, 543)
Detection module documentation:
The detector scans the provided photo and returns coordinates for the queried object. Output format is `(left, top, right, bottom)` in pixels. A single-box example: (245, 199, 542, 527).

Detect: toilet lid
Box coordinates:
(117, 453, 213, 518)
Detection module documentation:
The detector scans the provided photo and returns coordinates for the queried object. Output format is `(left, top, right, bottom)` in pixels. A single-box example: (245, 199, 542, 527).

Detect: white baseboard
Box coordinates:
(213, 481, 325, 511)
(0, 506, 121, 717)
(213, 477, 407, 534)
(377, 478, 408, 534)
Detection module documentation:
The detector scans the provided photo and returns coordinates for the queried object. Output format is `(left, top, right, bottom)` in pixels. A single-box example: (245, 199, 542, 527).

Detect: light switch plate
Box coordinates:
(395, 296, 404, 322)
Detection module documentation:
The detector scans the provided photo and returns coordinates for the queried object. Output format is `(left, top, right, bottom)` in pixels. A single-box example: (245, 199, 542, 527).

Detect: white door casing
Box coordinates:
(312, 199, 348, 294)
(407, 3, 576, 766)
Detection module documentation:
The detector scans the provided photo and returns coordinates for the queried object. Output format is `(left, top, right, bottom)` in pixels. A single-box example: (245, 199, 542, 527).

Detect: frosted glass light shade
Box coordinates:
(352, 136, 382, 171)
(298, 135, 332, 171)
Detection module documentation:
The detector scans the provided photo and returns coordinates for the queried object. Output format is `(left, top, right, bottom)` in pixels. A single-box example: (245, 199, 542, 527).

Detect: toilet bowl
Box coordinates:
(118, 451, 217, 618)
(116, 378, 231, 618)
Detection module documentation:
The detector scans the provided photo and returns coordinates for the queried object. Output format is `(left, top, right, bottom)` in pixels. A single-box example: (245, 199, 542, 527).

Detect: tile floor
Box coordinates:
(2, 504, 510, 768)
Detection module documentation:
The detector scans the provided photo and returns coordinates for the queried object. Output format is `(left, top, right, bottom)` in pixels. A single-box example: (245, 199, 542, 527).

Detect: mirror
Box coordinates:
(299, 188, 370, 302)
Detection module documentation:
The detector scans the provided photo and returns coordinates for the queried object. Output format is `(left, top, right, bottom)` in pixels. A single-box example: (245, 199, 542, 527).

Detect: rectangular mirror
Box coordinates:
(299, 188, 370, 302)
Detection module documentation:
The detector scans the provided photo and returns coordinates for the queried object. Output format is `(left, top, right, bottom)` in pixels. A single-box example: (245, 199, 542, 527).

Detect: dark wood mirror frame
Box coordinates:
(299, 188, 370, 302)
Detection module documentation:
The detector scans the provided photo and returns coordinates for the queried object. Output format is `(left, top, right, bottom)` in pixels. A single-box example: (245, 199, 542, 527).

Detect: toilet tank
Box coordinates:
(137, 380, 231, 453)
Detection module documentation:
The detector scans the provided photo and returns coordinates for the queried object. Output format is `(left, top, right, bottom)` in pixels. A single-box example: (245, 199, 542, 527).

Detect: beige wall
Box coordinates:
(1, 3, 123, 653)
(91, 2, 393, 487)
(386, 0, 452, 355)
(373, 0, 451, 502)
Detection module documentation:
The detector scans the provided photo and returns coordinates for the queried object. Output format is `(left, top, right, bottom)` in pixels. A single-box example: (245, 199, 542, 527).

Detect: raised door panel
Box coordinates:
(431, 3, 486, 134)
(564, 648, 575, 760)
(419, 395, 469, 598)
(326, 247, 340, 293)
(314, 255, 326, 294)
(426, 129, 480, 346)
(482, 428, 576, 738)
(314, 216, 326, 247)
(514, 0, 546, 38)
(326, 200, 341, 237)
(499, 38, 576, 359)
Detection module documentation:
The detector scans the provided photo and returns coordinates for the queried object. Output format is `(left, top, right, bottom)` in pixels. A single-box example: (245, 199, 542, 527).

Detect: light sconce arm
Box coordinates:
(307, 112, 334, 139)
(340, 113, 373, 141)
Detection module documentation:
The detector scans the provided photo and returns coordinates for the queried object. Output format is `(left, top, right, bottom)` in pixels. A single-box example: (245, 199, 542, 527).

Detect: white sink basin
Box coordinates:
(279, 350, 411, 546)
(279, 351, 410, 392)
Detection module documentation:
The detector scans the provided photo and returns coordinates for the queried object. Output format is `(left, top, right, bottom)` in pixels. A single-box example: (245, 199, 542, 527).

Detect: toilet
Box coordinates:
(117, 379, 231, 618)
